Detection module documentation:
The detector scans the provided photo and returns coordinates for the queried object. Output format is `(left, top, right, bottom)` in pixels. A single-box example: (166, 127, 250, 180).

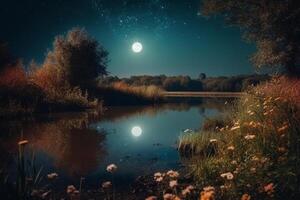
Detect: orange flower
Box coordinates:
(264, 183, 275, 196)
(241, 194, 251, 200)
(18, 140, 29, 146)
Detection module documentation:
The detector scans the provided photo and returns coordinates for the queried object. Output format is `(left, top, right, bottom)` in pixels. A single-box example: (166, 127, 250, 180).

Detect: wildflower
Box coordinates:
(264, 183, 275, 196)
(227, 146, 235, 151)
(274, 97, 281, 101)
(102, 181, 112, 189)
(41, 191, 51, 199)
(241, 194, 251, 200)
(47, 173, 58, 180)
(145, 196, 157, 200)
(67, 185, 76, 194)
(184, 129, 192, 133)
(166, 170, 179, 179)
(154, 172, 162, 178)
(251, 156, 259, 161)
(200, 186, 215, 200)
(278, 147, 286, 153)
(244, 134, 256, 140)
(250, 167, 256, 173)
(181, 185, 194, 197)
(169, 180, 178, 188)
(231, 160, 238, 165)
(220, 172, 234, 180)
(209, 139, 217, 143)
(230, 126, 240, 131)
(203, 186, 215, 192)
(154, 172, 164, 182)
(155, 176, 163, 182)
(163, 193, 180, 200)
(18, 140, 29, 145)
(106, 164, 117, 173)
(277, 125, 289, 133)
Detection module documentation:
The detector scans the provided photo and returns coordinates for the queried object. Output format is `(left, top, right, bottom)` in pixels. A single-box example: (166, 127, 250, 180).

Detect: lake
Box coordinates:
(0, 98, 229, 192)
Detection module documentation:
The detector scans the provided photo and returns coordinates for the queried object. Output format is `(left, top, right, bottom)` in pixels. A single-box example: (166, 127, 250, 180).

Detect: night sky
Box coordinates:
(0, 0, 256, 77)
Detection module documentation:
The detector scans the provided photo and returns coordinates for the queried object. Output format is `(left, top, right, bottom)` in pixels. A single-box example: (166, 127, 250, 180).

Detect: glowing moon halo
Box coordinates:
(132, 42, 143, 53)
(131, 126, 142, 137)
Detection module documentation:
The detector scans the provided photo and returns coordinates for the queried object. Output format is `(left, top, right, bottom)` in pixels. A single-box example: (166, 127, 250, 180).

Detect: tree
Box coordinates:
(199, 73, 207, 80)
(202, 0, 300, 76)
(43, 28, 108, 88)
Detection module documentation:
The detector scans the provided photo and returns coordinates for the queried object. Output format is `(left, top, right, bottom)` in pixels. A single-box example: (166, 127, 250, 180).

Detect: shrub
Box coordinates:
(179, 76, 300, 199)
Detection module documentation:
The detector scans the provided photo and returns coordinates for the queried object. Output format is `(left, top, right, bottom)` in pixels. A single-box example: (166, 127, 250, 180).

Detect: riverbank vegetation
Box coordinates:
(99, 74, 270, 92)
(0, 29, 163, 117)
(178, 76, 300, 199)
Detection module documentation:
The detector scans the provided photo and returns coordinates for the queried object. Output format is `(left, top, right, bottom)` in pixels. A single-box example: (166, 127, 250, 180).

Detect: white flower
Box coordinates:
(67, 185, 76, 194)
(106, 164, 118, 173)
(154, 172, 162, 178)
(209, 139, 217, 143)
(169, 180, 178, 188)
(227, 146, 235, 151)
(102, 181, 112, 189)
(184, 129, 192, 133)
(181, 185, 194, 197)
(244, 134, 256, 140)
(166, 170, 179, 178)
(47, 173, 58, 180)
(220, 172, 234, 180)
(230, 126, 240, 131)
(155, 176, 163, 182)
(203, 186, 215, 192)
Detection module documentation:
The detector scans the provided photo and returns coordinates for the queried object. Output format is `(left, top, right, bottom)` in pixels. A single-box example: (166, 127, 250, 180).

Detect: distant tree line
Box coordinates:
(98, 74, 270, 92)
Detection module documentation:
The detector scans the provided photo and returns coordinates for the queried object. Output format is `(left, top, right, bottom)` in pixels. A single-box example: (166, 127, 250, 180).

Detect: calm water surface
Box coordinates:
(0, 99, 228, 189)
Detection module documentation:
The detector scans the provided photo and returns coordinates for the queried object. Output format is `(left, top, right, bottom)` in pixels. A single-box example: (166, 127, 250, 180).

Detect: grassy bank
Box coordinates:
(91, 81, 164, 106)
(178, 76, 300, 199)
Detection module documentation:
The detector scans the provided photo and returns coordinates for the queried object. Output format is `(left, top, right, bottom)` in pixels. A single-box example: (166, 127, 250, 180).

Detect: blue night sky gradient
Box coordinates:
(0, 0, 256, 77)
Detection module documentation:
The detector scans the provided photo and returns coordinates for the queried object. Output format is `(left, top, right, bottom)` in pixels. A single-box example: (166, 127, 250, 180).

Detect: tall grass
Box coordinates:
(108, 82, 163, 100)
(179, 77, 300, 199)
(94, 81, 164, 106)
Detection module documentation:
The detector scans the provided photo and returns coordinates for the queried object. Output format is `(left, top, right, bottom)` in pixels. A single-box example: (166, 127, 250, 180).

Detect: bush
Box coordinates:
(179, 77, 300, 199)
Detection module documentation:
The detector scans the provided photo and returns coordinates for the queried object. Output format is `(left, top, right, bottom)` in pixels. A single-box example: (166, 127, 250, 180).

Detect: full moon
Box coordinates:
(132, 42, 143, 53)
(131, 126, 142, 137)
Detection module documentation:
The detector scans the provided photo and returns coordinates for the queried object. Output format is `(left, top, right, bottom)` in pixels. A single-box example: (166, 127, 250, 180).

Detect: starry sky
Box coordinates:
(0, 0, 256, 77)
